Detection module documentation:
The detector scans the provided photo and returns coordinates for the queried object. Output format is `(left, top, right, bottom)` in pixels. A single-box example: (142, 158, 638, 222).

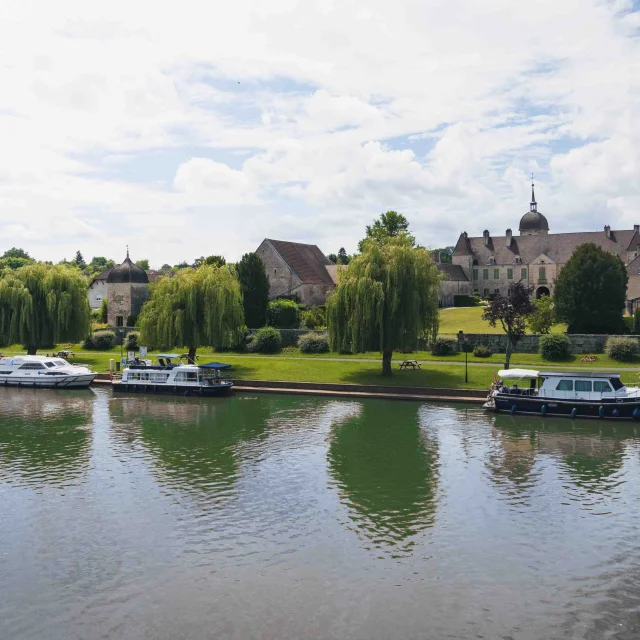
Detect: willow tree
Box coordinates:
(327, 234, 441, 376)
(0, 263, 90, 354)
(139, 265, 245, 362)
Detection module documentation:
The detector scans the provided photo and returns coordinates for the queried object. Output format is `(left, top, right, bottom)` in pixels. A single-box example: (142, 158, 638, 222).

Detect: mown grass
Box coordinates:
(438, 306, 568, 336)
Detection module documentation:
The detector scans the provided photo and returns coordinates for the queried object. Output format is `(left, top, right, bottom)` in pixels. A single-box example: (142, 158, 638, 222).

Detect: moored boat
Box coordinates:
(112, 354, 234, 396)
(0, 355, 97, 389)
(484, 369, 640, 420)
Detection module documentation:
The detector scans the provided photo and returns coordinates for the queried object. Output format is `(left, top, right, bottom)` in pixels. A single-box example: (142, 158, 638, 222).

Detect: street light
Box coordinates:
(458, 330, 470, 383)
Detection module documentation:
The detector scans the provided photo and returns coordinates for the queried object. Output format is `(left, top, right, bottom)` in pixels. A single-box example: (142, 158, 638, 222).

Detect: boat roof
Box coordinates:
(156, 353, 180, 358)
(497, 368, 621, 380)
(0, 355, 63, 362)
(497, 369, 539, 379)
(198, 362, 231, 370)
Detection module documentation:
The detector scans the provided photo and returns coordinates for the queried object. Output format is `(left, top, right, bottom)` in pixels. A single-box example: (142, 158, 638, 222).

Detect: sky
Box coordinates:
(1, 0, 640, 268)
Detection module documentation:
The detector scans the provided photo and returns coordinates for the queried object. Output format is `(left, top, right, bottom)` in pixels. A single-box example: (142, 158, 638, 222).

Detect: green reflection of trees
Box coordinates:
(110, 395, 275, 500)
(327, 400, 439, 553)
(0, 389, 93, 487)
(491, 414, 631, 492)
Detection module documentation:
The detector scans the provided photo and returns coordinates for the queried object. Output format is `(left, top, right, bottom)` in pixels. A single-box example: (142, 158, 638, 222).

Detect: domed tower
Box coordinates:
(519, 181, 549, 236)
(106, 249, 150, 327)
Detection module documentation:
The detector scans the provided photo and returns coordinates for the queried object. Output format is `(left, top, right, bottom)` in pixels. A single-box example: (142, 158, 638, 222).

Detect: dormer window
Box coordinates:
(513, 256, 522, 264)
(488, 256, 496, 265)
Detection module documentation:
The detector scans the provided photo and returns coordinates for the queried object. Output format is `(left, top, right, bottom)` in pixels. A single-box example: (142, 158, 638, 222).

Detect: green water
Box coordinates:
(1, 388, 640, 639)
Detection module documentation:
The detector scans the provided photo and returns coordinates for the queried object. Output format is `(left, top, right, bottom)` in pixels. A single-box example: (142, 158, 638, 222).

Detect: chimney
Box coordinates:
(505, 228, 512, 247)
(483, 230, 490, 247)
(634, 224, 639, 234)
(605, 225, 611, 239)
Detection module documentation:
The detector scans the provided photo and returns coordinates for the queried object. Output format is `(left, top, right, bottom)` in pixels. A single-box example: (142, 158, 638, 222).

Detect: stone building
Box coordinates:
(452, 184, 640, 301)
(88, 268, 111, 310)
(256, 239, 336, 306)
(106, 252, 150, 327)
(435, 263, 473, 307)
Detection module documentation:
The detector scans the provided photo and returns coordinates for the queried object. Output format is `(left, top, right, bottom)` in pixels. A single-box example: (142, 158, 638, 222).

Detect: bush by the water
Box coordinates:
(247, 326, 282, 353)
(125, 331, 140, 351)
(267, 298, 300, 329)
(431, 337, 457, 356)
(539, 334, 572, 361)
(301, 306, 326, 329)
(83, 330, 116, 350)
(606, 336, 638, 361)
(298, 332, 330, 353)
(473, 345, 492, 358)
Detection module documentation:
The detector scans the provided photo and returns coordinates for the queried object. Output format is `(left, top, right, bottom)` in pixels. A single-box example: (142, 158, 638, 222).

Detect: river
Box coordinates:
(1, 387, 639, 639)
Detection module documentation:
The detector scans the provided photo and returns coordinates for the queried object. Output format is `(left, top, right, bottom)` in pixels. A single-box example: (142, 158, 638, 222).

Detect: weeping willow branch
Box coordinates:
(326, 234, 441, 376)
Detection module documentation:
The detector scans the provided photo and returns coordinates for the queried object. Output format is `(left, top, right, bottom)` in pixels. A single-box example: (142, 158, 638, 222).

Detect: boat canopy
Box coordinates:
(497, 369, 539, 379)
(198, 362, 232, 370)
(156, 354, 180, 359)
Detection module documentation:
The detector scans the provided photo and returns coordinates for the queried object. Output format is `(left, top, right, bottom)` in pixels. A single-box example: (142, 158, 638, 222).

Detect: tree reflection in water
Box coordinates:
(0, 389, 93, 488)
(327, 400, 439, 555)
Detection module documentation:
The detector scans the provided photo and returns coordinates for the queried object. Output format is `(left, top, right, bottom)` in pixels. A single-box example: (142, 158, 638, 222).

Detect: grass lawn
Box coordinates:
(438, 306, 567, 336)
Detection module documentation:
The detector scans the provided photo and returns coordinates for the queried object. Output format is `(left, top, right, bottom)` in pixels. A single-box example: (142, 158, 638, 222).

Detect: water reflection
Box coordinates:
(109, 395, 275, 500)
(0, 389, 93, 488)
(327, 400, 439, 554)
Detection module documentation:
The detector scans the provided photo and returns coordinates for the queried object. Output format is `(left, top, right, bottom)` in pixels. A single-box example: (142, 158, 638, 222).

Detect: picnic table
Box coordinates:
(399, 359, 421, 370)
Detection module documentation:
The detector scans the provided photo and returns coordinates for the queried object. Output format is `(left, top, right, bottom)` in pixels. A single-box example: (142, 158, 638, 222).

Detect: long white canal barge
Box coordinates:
(0, 355, 97, 388)
(485, 369, 640, 419)
(112, 354, 234, 397)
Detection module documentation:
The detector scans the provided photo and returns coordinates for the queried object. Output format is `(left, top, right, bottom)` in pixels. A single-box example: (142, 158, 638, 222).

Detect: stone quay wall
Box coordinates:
(452, 333, 632, 354)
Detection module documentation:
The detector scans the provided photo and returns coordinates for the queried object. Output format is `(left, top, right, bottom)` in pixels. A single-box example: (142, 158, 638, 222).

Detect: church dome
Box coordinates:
(107, 253, 149, 284)
(519, 210, 549, 233)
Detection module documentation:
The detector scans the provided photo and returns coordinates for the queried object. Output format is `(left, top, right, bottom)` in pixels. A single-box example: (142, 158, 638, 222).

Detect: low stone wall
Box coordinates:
(453, 333, 634, 354)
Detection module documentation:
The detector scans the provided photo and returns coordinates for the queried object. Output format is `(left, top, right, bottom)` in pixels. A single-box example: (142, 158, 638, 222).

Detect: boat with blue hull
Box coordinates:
(484, 369, 640, 420)
(112, 354, 234, 397)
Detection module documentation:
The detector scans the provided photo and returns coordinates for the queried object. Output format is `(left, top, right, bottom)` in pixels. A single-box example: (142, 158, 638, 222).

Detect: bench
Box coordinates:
(399, 360, 421, 370)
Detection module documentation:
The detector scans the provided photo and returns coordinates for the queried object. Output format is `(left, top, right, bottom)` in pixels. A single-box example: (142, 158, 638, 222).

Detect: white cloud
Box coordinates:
(0, 0, 639, 266)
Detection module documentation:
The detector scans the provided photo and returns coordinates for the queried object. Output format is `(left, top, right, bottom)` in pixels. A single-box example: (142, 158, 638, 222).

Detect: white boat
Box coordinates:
(0, 355, 97, 389)
(484, 368, 640, 419)
(112, 354, 234, 397)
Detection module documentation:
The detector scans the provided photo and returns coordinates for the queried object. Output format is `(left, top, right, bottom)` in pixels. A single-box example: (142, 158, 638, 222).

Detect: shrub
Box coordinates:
(247, 326, 282, 353)
(606, 336, 638, 362)
(635, 309, 640, 335)
(539, 334, 572, 361)
(267, 298, 300, 329)
(91, 310, 101, 322)
(126, 314, 138, 328)
(125, 331, 140, 351)
(453, 294, 475, 307)
(99, 298, 108, 323)
(431, 337, 457, 356)
(473, 345, 492, 358)
(83, 330, 116, 350)
(298, 332, 330, 353)
(301, 306, 326, 329)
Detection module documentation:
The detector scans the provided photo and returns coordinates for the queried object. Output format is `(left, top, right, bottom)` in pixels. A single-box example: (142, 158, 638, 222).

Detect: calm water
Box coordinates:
(1, 389, 640, 640)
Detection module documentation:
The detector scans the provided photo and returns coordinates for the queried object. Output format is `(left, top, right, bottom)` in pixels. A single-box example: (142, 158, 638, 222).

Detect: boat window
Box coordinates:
(556, 380, 573, 391)
(54, 360, 67, 366)
(19, 363, 46, 370)
(610, 378, 624, 391)
(44, 362, 55, 368)
(575, 380, 592, 392)
(594, 381, 612, 393)
(0, 371, 12, 375)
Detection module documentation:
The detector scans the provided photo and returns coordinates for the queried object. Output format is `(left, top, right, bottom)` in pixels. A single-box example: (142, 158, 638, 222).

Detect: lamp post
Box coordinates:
(458, 330, 469, 383)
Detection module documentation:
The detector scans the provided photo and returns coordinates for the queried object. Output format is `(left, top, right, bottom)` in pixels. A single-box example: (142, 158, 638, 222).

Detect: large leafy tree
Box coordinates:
(327, 234, 440, 376)
(135, 259, 150, 270)
(194, 255, 226, 268)
(73, 251, 86, 270)
(527, 295, 555, 334)
(358, 211, 415, 251)
(554, 243, 628, 334)
(139, 264, 245, 362)
(2, 247, 33, 260)
(482, 281, 535, 369)
(235, 253, 269, 328)
(0, 263, 91, 354)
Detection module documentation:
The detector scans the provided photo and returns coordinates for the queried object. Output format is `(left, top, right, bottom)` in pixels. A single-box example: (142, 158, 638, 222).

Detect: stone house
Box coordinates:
(452, 184, 640, 301)
(256, 239, 336, 306)
(106, 252, 150, 327)
(88, 268, 111, 310)
(435, 263, 473, 307)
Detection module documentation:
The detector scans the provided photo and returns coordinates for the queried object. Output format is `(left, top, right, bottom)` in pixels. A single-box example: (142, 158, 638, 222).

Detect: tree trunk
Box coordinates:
(382, 350, 393, 377)
(187, 346, 197, 364)
(504, 339, 512, 370)
(27, 346, 37, 355)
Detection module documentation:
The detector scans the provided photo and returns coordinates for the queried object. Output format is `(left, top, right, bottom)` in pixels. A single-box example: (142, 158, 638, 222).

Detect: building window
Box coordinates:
(472, 269, 478, 280)
(494, 289, 499, 295)
(483, 269, 489, 280)
(521, 268, 528, 280)
(96, 296, 102, 302)
(116, 316, 124, 327)
(539, 266, 546, 281)
(483, 288, 489, 297)
(493, 268, 499, 279)
(507, 268, 513, 280)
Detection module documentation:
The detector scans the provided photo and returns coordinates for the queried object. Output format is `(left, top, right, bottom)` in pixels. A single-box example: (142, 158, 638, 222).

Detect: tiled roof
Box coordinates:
(454, 230, 637, 265)
(88, 268, 112, 287)
(267, 239, 335, 286)
(437, 263, 469, 281)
